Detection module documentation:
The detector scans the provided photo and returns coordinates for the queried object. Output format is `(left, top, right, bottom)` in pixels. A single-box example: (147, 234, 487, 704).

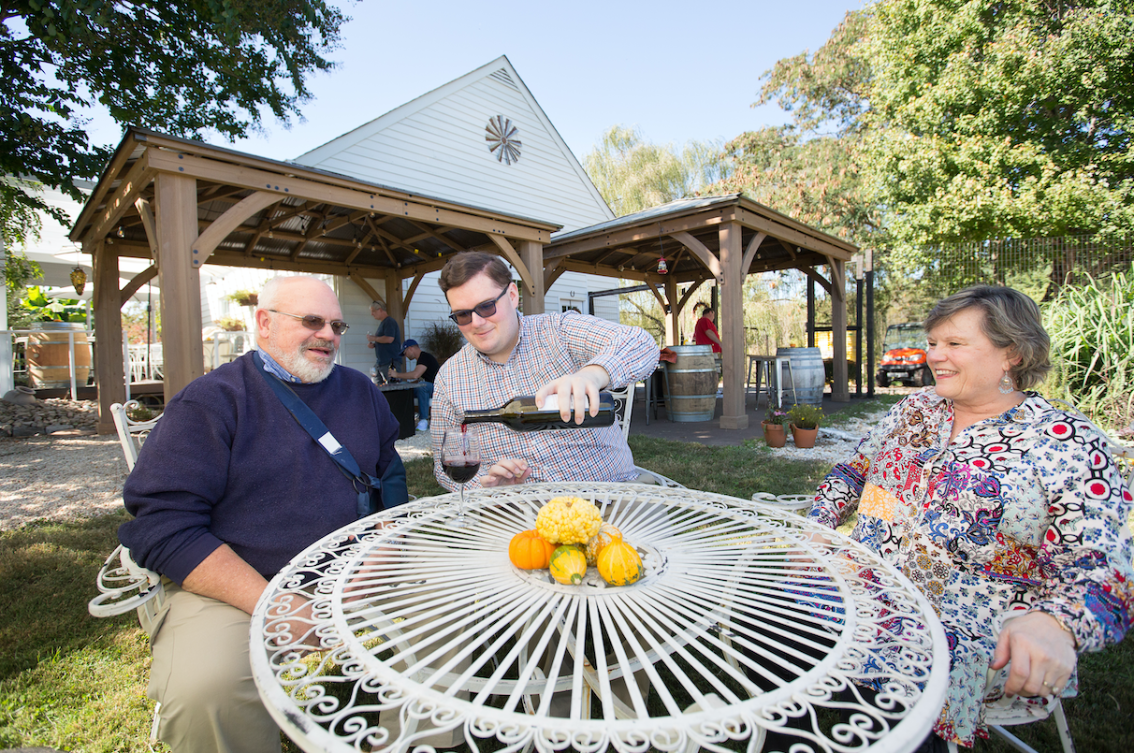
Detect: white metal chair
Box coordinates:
(750, 491, 815, 513)
(609, 383, 685, 488)
(89, 401, 166, 743)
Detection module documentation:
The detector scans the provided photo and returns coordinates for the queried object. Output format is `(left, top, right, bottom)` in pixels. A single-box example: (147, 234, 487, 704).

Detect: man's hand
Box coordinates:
(991, 611, 1077, 697)
(482, 458, 531, 487)
(534, 365, 610, 424)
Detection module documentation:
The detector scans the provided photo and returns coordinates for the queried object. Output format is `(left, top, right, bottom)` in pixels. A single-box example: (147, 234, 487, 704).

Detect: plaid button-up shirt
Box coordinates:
(430, 311, 658, 490)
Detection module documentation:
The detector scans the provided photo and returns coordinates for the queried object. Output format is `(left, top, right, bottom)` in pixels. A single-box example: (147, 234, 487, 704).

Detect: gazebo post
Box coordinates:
(155, 172, 204, 403)
(91, 238, 125, 434)
(384, 275, 405, 331)
(718, 222, 747, 430)
(519, 241, 545, 315)
(830, 259, 849, 402)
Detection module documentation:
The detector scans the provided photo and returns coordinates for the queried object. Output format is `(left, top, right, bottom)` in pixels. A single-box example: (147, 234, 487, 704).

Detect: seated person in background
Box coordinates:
(388, 338, 439, 432)
(118, 276, 406, 753)
(807, 285, 1133, 751)
(430, 251, 658, 490)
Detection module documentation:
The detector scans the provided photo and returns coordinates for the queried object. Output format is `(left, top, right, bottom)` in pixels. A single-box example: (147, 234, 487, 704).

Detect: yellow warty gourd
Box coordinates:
(536, 496, 602, 545)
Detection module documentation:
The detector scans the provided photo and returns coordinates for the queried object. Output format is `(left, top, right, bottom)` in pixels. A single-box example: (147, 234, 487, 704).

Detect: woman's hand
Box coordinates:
(482, 458, 531, 487)
(990, 611, 1077, 697)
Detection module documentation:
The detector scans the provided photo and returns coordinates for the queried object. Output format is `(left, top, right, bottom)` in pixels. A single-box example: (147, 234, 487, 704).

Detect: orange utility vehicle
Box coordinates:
(876, 323, 934, 387)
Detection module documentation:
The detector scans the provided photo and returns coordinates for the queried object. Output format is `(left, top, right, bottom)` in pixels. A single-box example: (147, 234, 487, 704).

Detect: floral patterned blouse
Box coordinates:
(808, 389, 1133, 747)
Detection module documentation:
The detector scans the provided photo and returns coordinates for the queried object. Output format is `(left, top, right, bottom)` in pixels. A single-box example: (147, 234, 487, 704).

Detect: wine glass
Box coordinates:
(440, 426, 480, 526)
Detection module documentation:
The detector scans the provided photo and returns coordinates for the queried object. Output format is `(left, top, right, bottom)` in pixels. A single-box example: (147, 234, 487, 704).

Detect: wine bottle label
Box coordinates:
(539, 394, 588, 411)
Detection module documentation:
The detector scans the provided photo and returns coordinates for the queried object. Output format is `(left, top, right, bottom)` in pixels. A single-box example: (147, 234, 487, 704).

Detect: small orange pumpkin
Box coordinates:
(596, 537, 644, 586)
(508, 529, 556, 570)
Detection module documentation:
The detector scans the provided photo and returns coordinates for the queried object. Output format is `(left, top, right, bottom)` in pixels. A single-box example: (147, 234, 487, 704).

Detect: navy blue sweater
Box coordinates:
(119, 353, 402, 583)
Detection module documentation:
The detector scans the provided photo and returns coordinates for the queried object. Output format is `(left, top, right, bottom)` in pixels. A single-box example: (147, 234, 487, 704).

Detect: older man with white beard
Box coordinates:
(119, 276, 405, 753)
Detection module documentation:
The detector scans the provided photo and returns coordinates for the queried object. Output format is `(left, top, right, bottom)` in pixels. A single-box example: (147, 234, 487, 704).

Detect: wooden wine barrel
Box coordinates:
(776, 346, 824, 407)
(27, 323, 91, 389)
(663, 345, 717, 422)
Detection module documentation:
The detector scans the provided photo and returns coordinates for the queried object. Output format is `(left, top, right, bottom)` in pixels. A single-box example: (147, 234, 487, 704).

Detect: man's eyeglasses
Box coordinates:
(269, 310, 350, 336)
(448, 286, 509, 325)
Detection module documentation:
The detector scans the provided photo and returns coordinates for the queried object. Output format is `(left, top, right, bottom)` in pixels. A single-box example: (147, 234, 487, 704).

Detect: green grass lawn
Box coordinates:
(2, 433, 1131, 752)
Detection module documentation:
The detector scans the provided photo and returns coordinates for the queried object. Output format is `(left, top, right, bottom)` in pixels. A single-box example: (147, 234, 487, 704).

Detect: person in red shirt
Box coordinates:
(692, 305, 722, 354)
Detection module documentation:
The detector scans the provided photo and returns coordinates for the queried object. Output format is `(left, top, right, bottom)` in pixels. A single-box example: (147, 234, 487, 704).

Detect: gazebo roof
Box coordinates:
(545, 193, 858, 284)
(69, 126, 560, 284)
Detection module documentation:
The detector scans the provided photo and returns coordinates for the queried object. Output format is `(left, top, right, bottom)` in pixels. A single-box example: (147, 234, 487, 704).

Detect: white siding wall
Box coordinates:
(297, 69, 611, 233)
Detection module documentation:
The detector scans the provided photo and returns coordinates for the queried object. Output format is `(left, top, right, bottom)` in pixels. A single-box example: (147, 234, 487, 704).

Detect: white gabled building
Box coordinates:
(292, 55, 619, 361)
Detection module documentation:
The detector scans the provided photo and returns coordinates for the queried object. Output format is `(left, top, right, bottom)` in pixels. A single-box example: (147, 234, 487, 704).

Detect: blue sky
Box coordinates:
(84, 0, 863, 163)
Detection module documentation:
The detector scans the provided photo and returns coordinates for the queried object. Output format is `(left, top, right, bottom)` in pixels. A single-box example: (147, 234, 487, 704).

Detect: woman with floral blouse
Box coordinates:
(808, 286, 1133, 751)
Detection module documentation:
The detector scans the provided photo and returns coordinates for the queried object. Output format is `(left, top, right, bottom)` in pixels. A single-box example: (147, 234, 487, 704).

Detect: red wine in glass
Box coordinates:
(443, 462, 480, 484)
(441, 426, 480, 526)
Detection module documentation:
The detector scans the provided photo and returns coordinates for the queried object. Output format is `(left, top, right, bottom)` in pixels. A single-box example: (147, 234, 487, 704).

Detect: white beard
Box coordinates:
(278, 340, 337, 383)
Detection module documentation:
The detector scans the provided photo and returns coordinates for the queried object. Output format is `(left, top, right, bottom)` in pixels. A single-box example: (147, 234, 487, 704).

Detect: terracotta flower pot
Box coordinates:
(791, 424, 819, 449)
(762, 421, 786, 448)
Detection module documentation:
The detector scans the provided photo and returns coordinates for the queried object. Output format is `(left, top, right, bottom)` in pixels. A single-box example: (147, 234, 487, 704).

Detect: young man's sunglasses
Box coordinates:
(448, 286, 509, 325)
(269, 310, 350, 336)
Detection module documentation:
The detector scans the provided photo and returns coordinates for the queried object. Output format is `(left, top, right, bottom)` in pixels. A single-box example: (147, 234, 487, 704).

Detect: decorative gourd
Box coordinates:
(596, 537, 644, 586)
(584, 523, 622, 566)
(549, 545, 587, 585)
(508, 529, 555, 570)
(536, 496, 603, 545)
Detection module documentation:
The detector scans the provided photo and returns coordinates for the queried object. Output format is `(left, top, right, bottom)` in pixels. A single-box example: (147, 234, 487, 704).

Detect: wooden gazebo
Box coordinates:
(71, 130, 857, 435)
(69, 128, 560, 433)
(544, 196, 859, 430)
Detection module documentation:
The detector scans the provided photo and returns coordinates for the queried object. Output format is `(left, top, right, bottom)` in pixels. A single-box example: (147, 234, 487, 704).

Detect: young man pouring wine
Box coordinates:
(431, 251, 659, 490)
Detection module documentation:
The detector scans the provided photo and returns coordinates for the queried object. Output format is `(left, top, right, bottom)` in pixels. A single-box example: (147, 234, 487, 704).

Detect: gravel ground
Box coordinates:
(0, 409, 435, 532)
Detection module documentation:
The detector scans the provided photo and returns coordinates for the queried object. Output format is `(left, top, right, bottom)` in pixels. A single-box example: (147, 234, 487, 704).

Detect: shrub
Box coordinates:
(1043, 264, 1134, 435)
(788, 403, 824, 429)
(418, 321, 464, 364)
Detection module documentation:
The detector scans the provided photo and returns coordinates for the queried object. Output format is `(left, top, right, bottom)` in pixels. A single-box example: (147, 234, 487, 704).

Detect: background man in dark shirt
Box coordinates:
(388, 338, 439, 431)
(366, 300, 401, 372)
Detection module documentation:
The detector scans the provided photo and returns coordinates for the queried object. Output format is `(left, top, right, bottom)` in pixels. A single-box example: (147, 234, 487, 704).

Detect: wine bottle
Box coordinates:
(461, 393, 617, 432)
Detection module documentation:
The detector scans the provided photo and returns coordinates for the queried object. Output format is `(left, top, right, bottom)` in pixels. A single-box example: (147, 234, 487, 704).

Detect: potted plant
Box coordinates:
(762, 406, 790, 448)
(788, 403, 824, 449)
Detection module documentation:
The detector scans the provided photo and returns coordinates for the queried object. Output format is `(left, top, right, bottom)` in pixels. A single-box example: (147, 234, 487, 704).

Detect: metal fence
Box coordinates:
(885, 235, 1134, 301)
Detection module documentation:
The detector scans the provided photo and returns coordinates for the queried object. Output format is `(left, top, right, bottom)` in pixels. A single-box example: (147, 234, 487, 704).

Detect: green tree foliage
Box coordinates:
(712, 11, 878, 245)
(865, 0, 1134, 252)
(0, 0, 348, 237)
(3, 247, 42, 329)
(583, 126, 726, 216)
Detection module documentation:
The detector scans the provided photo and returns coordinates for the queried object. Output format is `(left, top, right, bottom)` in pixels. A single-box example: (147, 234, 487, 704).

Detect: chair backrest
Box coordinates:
(608, 384, 634, 442)
(110, 401, 163, 472)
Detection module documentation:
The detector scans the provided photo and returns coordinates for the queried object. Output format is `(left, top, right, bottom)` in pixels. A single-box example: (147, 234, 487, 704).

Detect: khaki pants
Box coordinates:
(148, 582, 281, 753)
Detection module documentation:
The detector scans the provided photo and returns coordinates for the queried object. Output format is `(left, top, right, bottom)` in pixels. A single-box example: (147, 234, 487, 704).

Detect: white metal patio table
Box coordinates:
(250, 483, 948, 753)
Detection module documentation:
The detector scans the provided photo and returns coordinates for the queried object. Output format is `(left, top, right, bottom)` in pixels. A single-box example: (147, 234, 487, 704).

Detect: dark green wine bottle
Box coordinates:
(461, 393, 617, 432)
